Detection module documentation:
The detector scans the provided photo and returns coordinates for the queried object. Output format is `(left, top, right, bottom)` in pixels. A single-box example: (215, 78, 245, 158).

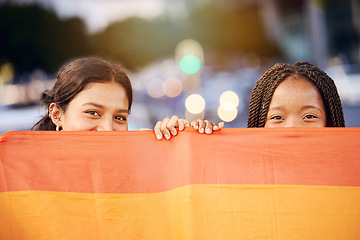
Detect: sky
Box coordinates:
(5, 0, 168, 33)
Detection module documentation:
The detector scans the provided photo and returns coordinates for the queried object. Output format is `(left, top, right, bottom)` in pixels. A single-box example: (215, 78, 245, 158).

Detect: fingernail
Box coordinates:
(206, 128, 211, 134)
(171, 130, 177, 135)
(165, 134, 170, 140)
(213, 126, 219, 131)
(195, 125, 199, 129)
(156, 134, 162, 140)
(199, 128, 204, 133)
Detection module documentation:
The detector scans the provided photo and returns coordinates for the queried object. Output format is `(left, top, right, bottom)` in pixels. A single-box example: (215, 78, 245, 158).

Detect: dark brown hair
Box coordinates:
(247, 61, 345, 127)
(32, 57, 133, 130)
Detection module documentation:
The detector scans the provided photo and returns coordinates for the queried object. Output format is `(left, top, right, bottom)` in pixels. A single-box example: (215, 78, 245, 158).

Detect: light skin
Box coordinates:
(49, 81, 223, 135)
(50, 82, 129, 131)
(265, 75, 327, 128)
(154, 116, 224, 140)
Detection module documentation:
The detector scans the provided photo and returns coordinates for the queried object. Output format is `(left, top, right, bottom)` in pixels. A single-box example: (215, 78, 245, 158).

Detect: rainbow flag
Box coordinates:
(0, 128, 360, 239)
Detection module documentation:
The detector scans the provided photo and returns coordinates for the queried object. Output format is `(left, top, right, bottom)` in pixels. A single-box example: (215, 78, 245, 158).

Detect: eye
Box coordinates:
(270, 115, 283, 120)
(303, 114, 318, 120)
(86, 111, 100, 117)
(115, 115, 127, 121)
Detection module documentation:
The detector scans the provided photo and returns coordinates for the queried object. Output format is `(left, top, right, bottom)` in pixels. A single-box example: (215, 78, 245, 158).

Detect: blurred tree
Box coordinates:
(184, 3, 281, 69)
(93, 17, 182, 71)
(94, 3, 280, 71)
(0, 2, 281, 74)
(0, 4, 91, 75)
(313, 0, 347, 8)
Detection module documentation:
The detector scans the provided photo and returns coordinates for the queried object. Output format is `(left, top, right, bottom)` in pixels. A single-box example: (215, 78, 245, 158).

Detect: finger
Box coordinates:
(197, 119, 206, 133)
(167, 115, 179, 136)
(205, 120, 213, 134)
(154, 121, 163, 140)
(178, 119, 190, 131)
(160, 118, 171, 140)
(191, 121, 199, 130)
(213, 122, 224, 131)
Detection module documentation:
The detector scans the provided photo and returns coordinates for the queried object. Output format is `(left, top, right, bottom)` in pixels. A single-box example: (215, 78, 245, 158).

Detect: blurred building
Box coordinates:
(166, 0, 359, 69)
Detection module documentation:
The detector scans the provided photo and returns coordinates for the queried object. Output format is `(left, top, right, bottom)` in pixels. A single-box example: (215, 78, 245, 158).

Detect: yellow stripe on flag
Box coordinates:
(1, 185, 360, 240)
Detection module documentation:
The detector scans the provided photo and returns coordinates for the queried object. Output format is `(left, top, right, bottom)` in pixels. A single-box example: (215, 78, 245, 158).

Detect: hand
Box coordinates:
(191, 119, 224, 134)
(154, 115, 190, 140)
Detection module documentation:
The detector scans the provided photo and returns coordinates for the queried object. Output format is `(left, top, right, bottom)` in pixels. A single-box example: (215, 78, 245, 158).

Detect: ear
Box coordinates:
(49, 103, 63, 128)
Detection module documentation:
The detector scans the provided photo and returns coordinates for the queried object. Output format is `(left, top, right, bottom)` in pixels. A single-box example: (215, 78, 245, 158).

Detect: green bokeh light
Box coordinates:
(179, 55, 201, 74)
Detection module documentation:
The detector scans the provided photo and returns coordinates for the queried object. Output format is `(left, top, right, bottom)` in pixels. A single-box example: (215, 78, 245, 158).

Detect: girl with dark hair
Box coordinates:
(32, 57, 223, 137)
(247, 61, 345, 128)
(32, 57, 133, 131)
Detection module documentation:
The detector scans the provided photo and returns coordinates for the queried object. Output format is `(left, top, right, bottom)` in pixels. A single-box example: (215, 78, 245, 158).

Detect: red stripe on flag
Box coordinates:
(1, 128, 360, 193)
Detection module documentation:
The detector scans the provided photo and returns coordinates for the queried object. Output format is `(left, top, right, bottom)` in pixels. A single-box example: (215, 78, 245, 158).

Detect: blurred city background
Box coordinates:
(0, 0, 359, 133)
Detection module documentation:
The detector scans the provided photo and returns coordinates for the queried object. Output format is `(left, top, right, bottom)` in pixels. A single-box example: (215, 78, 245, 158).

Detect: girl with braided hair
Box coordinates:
(247, 61, 345, 128)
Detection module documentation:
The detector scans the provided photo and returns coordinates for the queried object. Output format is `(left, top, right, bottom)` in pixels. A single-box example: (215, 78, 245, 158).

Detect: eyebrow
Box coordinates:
(82, 102, 129, 113)
(301, 105, 322, 112)
(268, 105, 322, 112)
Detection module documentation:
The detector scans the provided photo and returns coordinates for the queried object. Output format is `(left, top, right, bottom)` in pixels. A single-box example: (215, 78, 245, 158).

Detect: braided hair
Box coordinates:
(247, 61, 345, 127)
(31, 57, 133, 130)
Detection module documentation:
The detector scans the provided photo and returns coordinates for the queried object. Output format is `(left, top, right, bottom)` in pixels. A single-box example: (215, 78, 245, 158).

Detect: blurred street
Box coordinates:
(1, 62, 359, 133)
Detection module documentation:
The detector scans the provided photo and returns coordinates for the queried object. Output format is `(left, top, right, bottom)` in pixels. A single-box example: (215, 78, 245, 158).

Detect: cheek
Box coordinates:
(116, 124, 128, 131)
(62, 113, 94, 131)
(264, 121, 277, 128)
(321, 117, 327, 127)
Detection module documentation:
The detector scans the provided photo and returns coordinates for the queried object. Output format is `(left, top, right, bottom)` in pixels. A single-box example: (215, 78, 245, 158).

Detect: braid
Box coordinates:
(294, 61, 345, 127)
(247, 63, 295, 127)
(247, 61, 345, 127)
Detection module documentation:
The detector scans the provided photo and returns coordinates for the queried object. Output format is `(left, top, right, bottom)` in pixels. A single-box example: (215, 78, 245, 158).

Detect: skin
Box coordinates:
(154, 116, 224, 140)
(50, 82, 129, 131)
(265, 75, 327, 128)
(48, 80, 223, 135)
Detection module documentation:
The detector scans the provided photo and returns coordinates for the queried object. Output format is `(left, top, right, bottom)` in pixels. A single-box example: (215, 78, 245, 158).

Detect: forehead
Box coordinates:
(71, 82, 129, 108)
(268, 75, 326, 111)
(273, 76, 320, 98)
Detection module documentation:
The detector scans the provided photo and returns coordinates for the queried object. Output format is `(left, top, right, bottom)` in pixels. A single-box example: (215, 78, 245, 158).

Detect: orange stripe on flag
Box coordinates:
(1, 129, 360, 193)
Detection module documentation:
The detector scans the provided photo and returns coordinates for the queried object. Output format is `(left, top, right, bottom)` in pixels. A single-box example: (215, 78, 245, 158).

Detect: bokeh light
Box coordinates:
(175, 39, 204, 75)
(219, 91, 239, 111)
(163, 77, 183, 98)
(146, 78, 164, 98)
(0, 63, 15, 84)
(2, 84, 26, 105)
(185, 94, 205, 114)
(27, 79, 45, 102)
(0, 63, 15, 101)
(218, 105, 238, 122)
(179, 55, 201, 74)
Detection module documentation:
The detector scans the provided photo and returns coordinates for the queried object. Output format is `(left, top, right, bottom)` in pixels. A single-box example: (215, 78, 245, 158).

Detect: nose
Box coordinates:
(283, 117, 302, 127)
(97, 118, 114, 131)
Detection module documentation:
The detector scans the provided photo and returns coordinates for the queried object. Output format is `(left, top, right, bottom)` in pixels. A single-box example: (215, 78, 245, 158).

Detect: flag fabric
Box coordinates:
(0, 128, 360, 240)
